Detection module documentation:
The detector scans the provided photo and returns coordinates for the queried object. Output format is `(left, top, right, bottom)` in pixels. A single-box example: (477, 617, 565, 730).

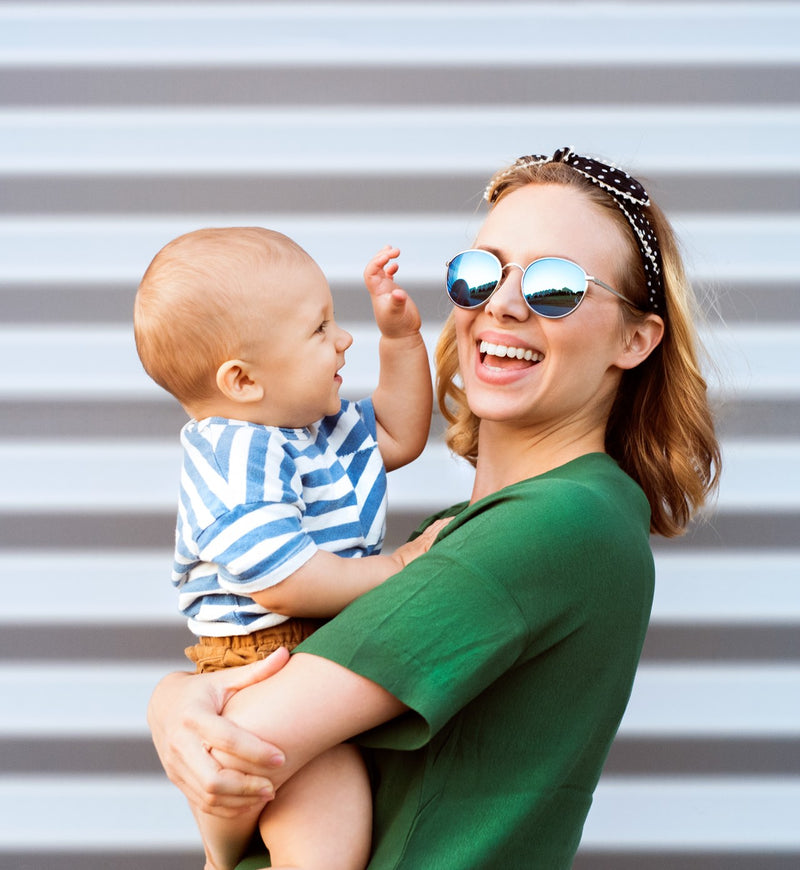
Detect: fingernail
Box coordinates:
(270, 753, 285, 766)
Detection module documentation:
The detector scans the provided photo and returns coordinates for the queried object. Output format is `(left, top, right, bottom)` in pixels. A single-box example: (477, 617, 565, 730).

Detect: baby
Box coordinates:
(134, 227, 442, 870)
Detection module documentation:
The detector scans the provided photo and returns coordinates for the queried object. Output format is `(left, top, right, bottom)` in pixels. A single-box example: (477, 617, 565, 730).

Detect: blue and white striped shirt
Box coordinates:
(173, 399, 387, 636)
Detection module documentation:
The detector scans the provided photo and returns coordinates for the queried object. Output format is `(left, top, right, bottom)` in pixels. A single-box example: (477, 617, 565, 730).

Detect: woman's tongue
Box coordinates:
(482, 349, 534, 371)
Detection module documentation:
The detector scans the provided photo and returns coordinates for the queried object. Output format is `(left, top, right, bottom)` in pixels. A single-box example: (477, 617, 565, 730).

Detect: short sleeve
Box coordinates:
(196, 499, 317, 595)
(298, 456, 654, 749)
(176, 420, 317, 594)
(298, 492, 544, 746)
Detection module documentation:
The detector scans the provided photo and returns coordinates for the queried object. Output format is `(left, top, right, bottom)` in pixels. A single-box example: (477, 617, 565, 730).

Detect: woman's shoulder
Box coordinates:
(455, 454, 649, 548)
(524, 453, 641, 501)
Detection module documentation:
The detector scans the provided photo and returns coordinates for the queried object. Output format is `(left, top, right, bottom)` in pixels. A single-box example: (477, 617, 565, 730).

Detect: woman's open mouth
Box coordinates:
(479, 340, 543, 371)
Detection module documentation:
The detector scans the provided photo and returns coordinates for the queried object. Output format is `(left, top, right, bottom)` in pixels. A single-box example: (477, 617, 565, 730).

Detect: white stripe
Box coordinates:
(2, 662, 796, 739)
(621, 664, 800, 737)
(0, 775, 198, 850)
(0, 439, 797, 513)
(0, 214, 796, 283)
(0, 323, 798, 402)
(0, 774, 796, 852)
(0, 774, 797, 852)
(2, 549, 795, 625)
(652, 551, 800, 623)
(0, 3, 796, 66)
(584, 777, 800, 850)
(1, 107, 799, 173)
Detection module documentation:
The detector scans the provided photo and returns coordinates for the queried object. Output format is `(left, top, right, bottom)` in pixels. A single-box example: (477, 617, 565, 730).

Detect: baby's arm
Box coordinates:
(251, 517, 450, 618)
(364, 246, 433, 471)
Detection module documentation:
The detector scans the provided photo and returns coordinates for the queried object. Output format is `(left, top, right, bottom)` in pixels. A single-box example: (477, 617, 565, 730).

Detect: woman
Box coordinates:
(148, 147, 720, 869)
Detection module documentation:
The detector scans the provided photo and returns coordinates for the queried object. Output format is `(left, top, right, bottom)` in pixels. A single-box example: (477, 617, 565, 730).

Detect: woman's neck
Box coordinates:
(469, 420, 607, 504)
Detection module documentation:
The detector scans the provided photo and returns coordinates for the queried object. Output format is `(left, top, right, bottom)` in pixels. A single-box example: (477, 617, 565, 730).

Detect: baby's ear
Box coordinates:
(215, 359, 265, 403)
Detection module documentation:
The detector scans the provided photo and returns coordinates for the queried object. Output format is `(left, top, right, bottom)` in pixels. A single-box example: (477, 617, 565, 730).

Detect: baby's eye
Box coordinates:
(315, 320, 329, 334)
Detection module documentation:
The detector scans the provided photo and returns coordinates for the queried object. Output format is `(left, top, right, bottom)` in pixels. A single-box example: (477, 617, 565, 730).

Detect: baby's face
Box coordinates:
(245, 258, 353, 429)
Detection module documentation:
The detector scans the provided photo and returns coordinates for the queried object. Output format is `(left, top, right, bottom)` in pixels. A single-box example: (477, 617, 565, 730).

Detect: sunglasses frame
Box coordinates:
(446, 249, 640, 319)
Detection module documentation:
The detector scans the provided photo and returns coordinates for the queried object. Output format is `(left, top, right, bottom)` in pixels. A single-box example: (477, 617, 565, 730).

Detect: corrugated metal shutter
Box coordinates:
(1, 3, 798, 868)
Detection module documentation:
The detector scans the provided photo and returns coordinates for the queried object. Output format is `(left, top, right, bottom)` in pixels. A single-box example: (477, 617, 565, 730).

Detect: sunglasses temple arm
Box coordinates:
(591, 277, 642, 310)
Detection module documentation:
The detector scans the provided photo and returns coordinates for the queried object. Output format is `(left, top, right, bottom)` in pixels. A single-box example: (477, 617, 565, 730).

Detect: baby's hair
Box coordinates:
(134, 227, 312, 405)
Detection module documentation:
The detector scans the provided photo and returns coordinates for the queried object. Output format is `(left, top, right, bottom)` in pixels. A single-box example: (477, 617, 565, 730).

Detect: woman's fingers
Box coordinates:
(147, 649, 294, 816)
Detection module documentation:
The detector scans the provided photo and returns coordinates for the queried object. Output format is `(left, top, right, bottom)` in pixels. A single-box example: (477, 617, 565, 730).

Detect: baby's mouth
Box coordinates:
(479, 340, 543, 370)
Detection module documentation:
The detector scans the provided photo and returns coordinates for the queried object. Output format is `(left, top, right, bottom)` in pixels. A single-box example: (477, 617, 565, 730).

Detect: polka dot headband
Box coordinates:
(485, 147, 665, 314)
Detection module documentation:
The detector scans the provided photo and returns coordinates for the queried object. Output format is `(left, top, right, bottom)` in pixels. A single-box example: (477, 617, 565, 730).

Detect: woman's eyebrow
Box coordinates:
(476, 243, 506, 260)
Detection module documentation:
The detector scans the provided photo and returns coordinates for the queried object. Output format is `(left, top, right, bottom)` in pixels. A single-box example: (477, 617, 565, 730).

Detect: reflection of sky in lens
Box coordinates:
(456, 251, 498, 289)
(522, 258, 584, 314)
(523, 258, 582, 295)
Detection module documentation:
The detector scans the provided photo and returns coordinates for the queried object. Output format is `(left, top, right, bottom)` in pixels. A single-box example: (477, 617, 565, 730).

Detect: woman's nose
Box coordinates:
(484, 264, 530, 320)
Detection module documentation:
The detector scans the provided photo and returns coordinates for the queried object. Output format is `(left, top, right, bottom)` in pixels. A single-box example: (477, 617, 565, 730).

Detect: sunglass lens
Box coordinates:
(521, 258, 586, 318)
(446, 250, 500, 308)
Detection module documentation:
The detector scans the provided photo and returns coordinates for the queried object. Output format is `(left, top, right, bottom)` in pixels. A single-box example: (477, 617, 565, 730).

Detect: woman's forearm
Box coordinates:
(219, 651, 407, 789)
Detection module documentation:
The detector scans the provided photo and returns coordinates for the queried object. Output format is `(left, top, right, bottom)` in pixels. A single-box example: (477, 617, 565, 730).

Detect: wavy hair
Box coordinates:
(435, 159, 720, 537)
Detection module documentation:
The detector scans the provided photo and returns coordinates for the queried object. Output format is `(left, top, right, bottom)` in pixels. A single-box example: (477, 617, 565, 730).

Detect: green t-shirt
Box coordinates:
(299, 453, 655, 869)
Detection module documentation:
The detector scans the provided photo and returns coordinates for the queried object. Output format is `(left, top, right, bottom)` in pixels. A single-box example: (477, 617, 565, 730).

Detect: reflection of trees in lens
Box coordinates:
(472, 280, 496, 301)
(527, 286, 582, 312)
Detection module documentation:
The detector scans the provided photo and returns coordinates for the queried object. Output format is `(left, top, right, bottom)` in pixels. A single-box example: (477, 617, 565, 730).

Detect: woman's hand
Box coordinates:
(147, 647, 291, 818)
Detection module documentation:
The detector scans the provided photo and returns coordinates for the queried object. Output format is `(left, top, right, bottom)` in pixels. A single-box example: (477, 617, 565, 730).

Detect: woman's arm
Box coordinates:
(148, 646, 407, 818)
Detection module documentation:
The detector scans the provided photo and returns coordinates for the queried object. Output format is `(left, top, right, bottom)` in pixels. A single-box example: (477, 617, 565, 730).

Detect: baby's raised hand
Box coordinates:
(364, 245, 422, 339)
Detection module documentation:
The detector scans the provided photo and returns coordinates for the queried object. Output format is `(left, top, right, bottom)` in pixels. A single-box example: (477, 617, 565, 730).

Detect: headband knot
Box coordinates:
(485, 147, 665, 314)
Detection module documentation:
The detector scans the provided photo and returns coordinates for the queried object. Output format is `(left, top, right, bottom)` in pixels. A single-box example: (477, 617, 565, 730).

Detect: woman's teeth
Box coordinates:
(480, 340, 543, 362)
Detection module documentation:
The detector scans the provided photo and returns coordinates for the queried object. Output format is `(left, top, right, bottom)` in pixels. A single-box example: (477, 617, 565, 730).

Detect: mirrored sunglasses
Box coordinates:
(446, 249, 638, 319)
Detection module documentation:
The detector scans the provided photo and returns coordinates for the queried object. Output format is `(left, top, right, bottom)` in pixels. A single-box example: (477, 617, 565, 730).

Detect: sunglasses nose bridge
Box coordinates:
(485, 261, 531, 317)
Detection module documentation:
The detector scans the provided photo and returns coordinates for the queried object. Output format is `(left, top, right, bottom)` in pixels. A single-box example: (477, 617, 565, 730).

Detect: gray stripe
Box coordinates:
(642, 625, 800, 662)
(3, 65, 798, 106)
(573, 855, 800, 870)
(604, 737, 800, 776)
(2, 281, 798, 325)
(0, 511, 798, 551)
(2, 735, 796, 777)
(0, 401, 443, 440)
(651, 513, 800, 550)
(0, 852, 795, 870)
(0, 174, 797, 214)
(2, 398, 795, 440)
(0, 624, 191, 662)
(0, 855, 202, 870)
(0, 739, 163, 775)
(2, 623, 796, 663)
(0, 513, 177, 549)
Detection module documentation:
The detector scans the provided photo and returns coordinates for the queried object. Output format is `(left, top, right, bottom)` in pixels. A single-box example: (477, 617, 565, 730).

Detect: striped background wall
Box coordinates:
(1, 2, 798, 868)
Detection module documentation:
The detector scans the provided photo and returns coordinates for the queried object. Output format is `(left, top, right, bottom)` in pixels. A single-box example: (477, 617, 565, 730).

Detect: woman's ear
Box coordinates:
(616, 314, 665, 371)
(215, 359, 265, 404)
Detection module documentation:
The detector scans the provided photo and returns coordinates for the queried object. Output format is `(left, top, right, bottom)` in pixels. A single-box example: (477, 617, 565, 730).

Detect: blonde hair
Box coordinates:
(435, 159, 721, 537)
(133, 227, 312, 405)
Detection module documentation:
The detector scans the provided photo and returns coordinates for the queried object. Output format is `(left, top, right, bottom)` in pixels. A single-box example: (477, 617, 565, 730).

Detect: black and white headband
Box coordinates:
(485, 147, 665, 314)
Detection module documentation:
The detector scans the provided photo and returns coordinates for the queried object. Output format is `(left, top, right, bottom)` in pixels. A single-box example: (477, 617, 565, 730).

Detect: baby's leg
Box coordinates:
(191, 800, 266, 870)
(262, 742, 371, 870)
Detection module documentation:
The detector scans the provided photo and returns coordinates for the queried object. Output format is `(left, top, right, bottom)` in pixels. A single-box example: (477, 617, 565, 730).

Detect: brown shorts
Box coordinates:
(185, 617, 326, 674)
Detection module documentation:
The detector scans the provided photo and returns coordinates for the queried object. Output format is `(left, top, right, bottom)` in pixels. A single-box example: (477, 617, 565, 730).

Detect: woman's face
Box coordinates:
(454, 183, 637, 435)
